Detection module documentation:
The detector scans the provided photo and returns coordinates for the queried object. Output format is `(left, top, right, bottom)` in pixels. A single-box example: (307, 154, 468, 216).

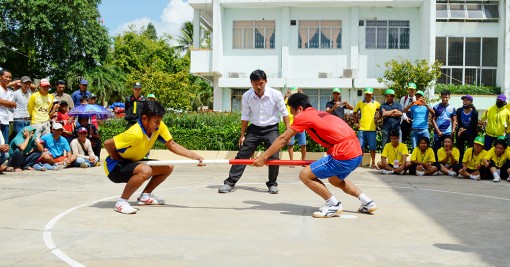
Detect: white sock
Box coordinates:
(492, 172, 500, 178)
(117, 198, 128, 203)
(358, 193, 372, 205)
(140, 193, 150, 199)
(326, 196, 339, 206)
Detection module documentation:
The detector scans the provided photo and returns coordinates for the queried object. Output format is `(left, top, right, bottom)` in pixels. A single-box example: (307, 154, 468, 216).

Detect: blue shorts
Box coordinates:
(310, 155, 362, 180)
(289, 131, 306, 146)
(358, 130, 376, 151)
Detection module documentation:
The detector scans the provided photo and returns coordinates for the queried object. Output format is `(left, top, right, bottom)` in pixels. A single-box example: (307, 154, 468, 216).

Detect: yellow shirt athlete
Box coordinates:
(411, 147, 435, 164)
(381, 143, 409, 164)
(437, 147, 460, 167)
(463, 148, 487, 170)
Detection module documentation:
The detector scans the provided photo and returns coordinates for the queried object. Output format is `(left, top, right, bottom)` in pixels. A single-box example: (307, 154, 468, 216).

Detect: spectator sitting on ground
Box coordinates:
(458, 136, 487, 180)
(8, 126, 43, 172)
(377, 130, 410, 175)
(483, 138, 509, 182)
(70, 127, 98, 168)
(75, 116, 101, 159)
(409, 137, 438, 176)
(436, 135, 461, 177)
(39, 123, 76, 169)
(0, 130, 9, 174)
(56, 101, 74, 144)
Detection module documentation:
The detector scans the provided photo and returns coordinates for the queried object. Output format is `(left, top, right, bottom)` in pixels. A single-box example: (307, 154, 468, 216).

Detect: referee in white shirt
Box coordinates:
(219, 69, 290, 194)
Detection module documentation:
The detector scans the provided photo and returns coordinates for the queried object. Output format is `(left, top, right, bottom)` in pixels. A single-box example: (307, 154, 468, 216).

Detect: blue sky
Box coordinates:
(98, 0, 192, 38)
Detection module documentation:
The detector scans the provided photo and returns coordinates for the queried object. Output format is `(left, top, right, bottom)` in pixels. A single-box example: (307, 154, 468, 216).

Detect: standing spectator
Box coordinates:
(11, 76, 32, 138)
(28, 79, 55, 139)
(403, 90, 435, 150)
(71, 79, 91, 107)
(8, 126, 43, 171)
(380, 89, 402, 148)
(70, 127, 98, 168)
(377, 130, 411, 175)
(353, 87, 380, 169)
(285, 87, 306, 166)
(87, 94, 100, 129)
(39, 123, 76, 168)
(432, 90, 457, 156)
(325, 87, 353, 120)
(481, 94, 510, 150)
(457, 136, 487, 180)
(456, 95, 478, 161)
(52, 80, 74, 110)
(0, 69, 16, 143)
(76, 116, 101, 159)
(56, 101, 74, 144)
(400, 82, 417, 143)
(124, 81, 146, 129)
(218, 69, 289, 194)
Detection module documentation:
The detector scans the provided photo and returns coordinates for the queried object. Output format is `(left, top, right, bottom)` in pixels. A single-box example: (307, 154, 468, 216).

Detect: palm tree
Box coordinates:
(176, 21, 210, 52)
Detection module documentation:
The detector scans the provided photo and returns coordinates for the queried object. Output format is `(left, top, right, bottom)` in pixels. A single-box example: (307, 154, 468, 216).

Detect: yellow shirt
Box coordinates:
(437, 147, 460, 166)
(354, 100, 380, 131)
(27, 92, 54, 124)
(462, 148, 487, 170)
(381, 143, 409, 164)
(482, 105, 510, 136)
(484, 147, 510, 168)
(285, 99, 294, 125)
(411, 147, 435, 164)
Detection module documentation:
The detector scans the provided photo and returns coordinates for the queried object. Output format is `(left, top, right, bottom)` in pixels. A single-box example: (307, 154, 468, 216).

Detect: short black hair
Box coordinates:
(59, 101, 68, 106)
(287, 93, 313, 110)
(418, 137, 430, 147)
(57, 80, 66, 85)
(141, 100, 166, 118)
(80, 96, 88, 102)
(250, 69, 267, 82)
(495, 139, 508, 149)
(390, 130, 400, 138)
(442, 135, 453, 144)
(441, 90, 451, 96)
(0, 69, 11, 76)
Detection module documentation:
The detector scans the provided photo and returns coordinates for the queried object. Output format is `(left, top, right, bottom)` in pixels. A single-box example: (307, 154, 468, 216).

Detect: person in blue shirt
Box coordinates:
(71, 79, 92, 107)
(432, 90, 457, 159)
(402, 90, 435, 150)
(40, 123, 77, 168)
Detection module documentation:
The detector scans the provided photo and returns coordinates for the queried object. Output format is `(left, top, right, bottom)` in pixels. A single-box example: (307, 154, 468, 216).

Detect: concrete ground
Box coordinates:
(1, 150, 510, 267)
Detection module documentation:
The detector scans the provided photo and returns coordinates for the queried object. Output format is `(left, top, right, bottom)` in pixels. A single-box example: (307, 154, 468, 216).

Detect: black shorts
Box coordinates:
(107, 160, 142, 183)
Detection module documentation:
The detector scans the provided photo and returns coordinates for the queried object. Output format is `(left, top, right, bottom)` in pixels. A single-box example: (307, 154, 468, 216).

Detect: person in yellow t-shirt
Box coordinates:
(458, 136, 487, 180)
(483, 138, 509, 182)
(103, 101, 205, 215)
(377, 130, 410, 175)
(437, 136, 461, 176)
(410, 137, 437, 176)
(27, 79, 55, 139)
(353, 87, 380, 168)
(284, 87, 306, 167)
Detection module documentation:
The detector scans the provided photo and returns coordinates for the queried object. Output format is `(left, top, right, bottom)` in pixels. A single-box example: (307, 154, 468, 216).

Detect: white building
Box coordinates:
(188, 0, 509, 112)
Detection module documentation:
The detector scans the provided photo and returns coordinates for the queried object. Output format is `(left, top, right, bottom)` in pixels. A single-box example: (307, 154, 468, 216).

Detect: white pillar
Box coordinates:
(281, 7, 290, 80)
(503, 0, 510, 97)
(212, 75, 222, 111)
(193, 9, 201, 49)
(422, 0, 436, 97)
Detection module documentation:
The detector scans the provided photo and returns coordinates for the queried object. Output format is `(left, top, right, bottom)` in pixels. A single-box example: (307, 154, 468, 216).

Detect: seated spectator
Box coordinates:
(70, 127, 99, 168)
(458, 136, 487, 180)
(56, 101, 75, 144)
(437, 135, 461, 176)
(0, 131, 9, 174)
(8, 126, 43, 171)
(39, 123, 77, 169)
(377, 130, 411, 175)
(483, 138, 509, 182)
(409, 137, 438, 176)
(76, 116, 101, 159)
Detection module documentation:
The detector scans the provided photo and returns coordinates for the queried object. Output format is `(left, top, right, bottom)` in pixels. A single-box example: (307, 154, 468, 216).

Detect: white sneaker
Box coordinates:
(382, 169, 393, 175)
(358, 201, 377, 214)
(312, 202, 343, 218)
(457, 174, 464, 179)
(416, 171, 424, 176)
(493, 176, 501, 182)
(53, 164, 65, 171)
(432, 171, 439, 176)
(137, 193, 165, 205)
(115, 201, 137, 214)
(448, 171, 457, 176)
(470, 175, 481, 181)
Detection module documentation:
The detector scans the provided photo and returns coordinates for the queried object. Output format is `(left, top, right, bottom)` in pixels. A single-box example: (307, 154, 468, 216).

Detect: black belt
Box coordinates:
(251, 123, 278, 129)
(13, 117, 30, 121)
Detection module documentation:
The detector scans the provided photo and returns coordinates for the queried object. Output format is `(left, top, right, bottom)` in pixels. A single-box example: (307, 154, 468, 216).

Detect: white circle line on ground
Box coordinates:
(42, 182, 510, 266)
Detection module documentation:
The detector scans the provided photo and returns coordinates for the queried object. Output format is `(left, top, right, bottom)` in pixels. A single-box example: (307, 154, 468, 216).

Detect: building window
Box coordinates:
(365, 20, 409, 49)
(435, 37, 498, 86)
(436, 1, 499, 22)
(298, 20, 342, 49)
(233, 21, 275, 49)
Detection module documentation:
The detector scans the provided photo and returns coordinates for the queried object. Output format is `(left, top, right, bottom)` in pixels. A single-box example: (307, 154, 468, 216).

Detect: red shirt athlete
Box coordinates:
(254, 93, 377, 218)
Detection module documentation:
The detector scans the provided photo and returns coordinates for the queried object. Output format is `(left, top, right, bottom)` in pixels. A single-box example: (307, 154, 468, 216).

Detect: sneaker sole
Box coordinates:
(218, 187, 235, 193)
(114, 208, 138, 214)
(137, 201, 165, 205)
(312, 209, 343, 218)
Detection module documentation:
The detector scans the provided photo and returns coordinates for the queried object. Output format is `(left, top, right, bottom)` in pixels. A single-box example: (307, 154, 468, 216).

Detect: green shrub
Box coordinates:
(435, 84, 500, 95)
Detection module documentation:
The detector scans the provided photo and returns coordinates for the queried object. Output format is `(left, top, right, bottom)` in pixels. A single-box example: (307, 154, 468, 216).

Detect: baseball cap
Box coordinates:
(79, 79, 88, 85)
(474, 136, 484, 146)
(52, 123, 63, 130)
(364, 87, 374, 94)
(461, 95, 473, 102)
(77, 127, 87, 133)
(332, 87, 341, 94)
(407, 82, 417, 90)
(497, 136, 506, 141)
(133, 82, 142, 89)
(497, 94, 506, 102)
(40, 79, 50, 87)
(384, 89, 395, 96)
(416, 90, 424, 96)
(20, 76, 32, 83)
(147, 93, 156, 99)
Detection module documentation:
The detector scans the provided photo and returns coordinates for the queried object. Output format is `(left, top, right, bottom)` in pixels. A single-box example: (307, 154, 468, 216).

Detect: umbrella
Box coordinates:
(68, 104, 114, 119)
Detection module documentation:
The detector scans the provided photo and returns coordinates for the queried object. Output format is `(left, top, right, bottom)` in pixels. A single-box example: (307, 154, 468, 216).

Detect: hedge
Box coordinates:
(435, 84, 500, 95)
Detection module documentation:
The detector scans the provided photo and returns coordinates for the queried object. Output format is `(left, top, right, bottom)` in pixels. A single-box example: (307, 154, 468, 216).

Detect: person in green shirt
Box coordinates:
(377, 130, 410, 175)
(8, 126, 44, 171)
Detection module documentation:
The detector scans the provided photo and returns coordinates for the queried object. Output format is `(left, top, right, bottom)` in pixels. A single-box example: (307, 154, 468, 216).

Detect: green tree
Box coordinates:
(144, 22, 158, 41)
(84, 63, 128, 106)
(0, 0, 109, 79)
(176, 21, 211, 52)
(377, 58, 443, 98)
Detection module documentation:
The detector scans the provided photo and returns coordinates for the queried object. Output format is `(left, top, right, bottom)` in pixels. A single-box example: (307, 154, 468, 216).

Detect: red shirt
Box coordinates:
(57, 112, 74, 136)
(291, 107, 362, 160)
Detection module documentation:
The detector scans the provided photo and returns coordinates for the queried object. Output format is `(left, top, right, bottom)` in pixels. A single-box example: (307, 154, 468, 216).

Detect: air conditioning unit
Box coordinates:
(229, 72, 245, 78)
(318, 72, 333, 78)
(343, 68, 358, 79)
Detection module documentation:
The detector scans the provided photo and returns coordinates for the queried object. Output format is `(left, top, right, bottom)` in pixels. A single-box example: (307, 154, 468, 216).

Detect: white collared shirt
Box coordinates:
(400, 94, 415, 122)
(241, 86, 288, 126)
(0, 86, 13, 125)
